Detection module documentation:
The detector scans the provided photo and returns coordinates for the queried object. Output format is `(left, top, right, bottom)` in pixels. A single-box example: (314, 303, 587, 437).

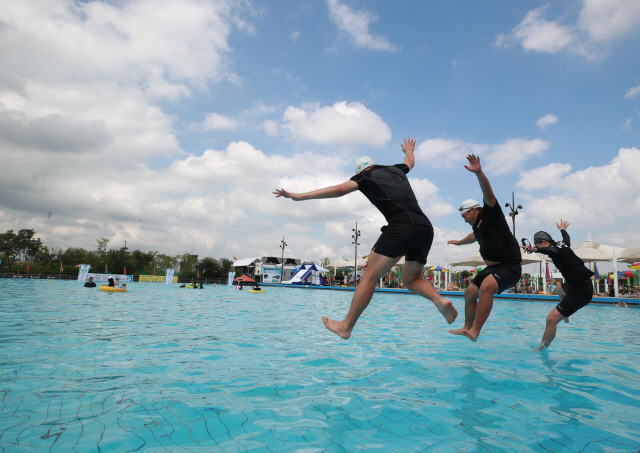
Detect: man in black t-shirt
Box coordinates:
(84, 277, 96, 288)
(274, 138, 457, 340)
(448, 154, 522, 342)
(523, 219, 594, 350)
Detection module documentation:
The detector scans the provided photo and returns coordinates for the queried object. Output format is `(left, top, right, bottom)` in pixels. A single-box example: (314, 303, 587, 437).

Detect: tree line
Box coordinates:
(0, 229, 233, 278)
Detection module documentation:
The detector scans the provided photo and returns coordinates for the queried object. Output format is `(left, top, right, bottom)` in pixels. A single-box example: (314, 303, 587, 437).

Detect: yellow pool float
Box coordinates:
(249, 289, 265, 293)
(99, 286, 127, 293)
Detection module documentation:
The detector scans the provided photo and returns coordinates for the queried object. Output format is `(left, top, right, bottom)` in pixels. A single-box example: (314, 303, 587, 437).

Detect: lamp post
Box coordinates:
(505, 191, 523, 237)
(352, 222, 361, 287)
(279, 236, 287, 284)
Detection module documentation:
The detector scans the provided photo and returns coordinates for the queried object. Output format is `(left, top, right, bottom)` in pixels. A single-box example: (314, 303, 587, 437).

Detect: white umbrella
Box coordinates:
(452, 250, 485, 267)
(572, 237, 611, 262)
(619, 245, 640, 263)
(327, 257, 351, 269)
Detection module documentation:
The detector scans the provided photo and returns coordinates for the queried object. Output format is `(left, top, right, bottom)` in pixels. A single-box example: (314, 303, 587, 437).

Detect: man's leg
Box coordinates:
(535, 308, 566, 350)
(322, 250, 400, 339)
(449, 283, 480, 335)
(402, 261, 457, 324)
(462, 275, 499, 342)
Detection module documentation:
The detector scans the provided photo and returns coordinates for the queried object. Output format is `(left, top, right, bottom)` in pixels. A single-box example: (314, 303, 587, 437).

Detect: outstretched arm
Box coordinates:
(401, 137, 415, 170)
(273, 180, 358, 201)
(448, 232, 476, 246)
(464, 154, 496, 207)
(556, 219, 571, 246)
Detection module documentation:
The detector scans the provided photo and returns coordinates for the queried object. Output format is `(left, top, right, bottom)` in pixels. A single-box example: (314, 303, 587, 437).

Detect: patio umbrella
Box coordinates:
(520, 248, 545, 265)
(628, 262, 640, 270)
(619, 246, 640, 264)
(572, 237, 611, 262)
(452, 250, 485, 267)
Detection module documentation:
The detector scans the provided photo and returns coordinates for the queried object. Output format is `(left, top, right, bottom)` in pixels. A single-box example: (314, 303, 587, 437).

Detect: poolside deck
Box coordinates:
(260, 283, 638, 307)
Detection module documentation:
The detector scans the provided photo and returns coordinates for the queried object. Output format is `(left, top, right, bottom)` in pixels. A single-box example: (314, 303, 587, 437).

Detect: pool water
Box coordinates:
(1, 280, 639, 452)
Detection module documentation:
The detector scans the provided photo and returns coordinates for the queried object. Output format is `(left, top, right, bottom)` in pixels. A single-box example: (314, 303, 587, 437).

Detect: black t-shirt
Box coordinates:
(350, 164, 432, 227)
(535, 230, 593, 283)
(84, 281, 96, 287)
(472, 200, 521, 264)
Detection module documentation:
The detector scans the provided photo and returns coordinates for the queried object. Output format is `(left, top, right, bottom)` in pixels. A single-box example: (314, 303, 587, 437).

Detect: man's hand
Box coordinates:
(464, 154, 482, 173)
(401, 137, 415, 154)
(556, 219, 570, 230)
(521, 245, 537, 253)
(273, 188, 302, 201)
(447, 240, 461, 246)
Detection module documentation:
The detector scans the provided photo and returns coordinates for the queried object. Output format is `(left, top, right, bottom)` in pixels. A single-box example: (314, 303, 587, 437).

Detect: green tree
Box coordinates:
(105, 247, 131, 274)
(219, 258, 233, 275)
(62, 248, 93, 267)
(321, 257, 330, 268)
(96, 238, 110, 257)
(199, 257, 221, 277)
(0, 229, 43, 269)
(130, 249, 157, 272)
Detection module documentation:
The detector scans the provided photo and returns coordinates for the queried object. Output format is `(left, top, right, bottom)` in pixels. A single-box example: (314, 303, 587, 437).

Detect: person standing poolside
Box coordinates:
(447, 154, 522, 342)
(523, 220, 594, 350)
(274, 138, 457, 340)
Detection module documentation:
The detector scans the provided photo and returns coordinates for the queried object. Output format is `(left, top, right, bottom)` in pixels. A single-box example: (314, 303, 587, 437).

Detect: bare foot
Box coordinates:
(449, 328, 470, 336)
(322, 317, 352, 340)
(462, 329, 478, 342)
(437, 298, 458, 324)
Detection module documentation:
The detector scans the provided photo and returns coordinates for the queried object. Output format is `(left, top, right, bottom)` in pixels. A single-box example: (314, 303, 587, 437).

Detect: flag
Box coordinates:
(26, 262, 30, 271)
(123, 266, 127, 275)
(593, 263, 600, 280)
(60, 263, 63, 272)
(545, 263, 551, 281)
(234, 257, 238, 261)
(197, 269, 200, 278)
(104, 265, 108, 273)
(152, 268, 155, 276)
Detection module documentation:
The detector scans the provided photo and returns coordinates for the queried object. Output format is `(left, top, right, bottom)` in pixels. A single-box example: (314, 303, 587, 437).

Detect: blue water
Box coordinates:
(1, 280, 639, 452)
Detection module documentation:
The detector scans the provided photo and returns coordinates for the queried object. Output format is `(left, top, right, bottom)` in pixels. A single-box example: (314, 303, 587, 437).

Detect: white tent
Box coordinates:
(452, 250, 484, 267)
(619, 245, 640, 264)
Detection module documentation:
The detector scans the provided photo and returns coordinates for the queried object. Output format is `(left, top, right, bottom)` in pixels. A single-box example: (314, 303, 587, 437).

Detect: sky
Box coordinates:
(1, 0, 639, 271)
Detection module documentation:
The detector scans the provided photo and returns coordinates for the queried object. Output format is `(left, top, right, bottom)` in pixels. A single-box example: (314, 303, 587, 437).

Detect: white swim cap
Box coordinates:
(355, 156, 375, 174)
(459, 199, 481, 214)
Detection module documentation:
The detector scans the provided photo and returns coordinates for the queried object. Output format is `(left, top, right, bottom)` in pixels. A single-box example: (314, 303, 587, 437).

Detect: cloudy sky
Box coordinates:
(1, 0, 639, 269)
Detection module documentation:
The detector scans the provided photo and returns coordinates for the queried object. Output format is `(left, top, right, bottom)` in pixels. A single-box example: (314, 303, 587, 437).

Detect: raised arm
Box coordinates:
(464, 154, 496, 207)
(401, 137, 415, 170)
(447, 232, 476, 246)
(273, 180, 358, 201)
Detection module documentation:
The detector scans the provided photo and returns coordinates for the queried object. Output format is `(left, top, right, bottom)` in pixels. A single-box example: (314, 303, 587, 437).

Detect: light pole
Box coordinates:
(352, 222, 361, 287)
(505, 191, 523, 237)
(279, 236, 287, 284)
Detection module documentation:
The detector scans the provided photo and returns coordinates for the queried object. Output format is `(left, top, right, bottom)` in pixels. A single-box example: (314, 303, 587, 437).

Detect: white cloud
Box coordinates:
(516, 148, 640, 232)
(495, 7, 577, 54)
(496, 1, 640, 58)
(262, 119, 279, 136)
(536, 113, 559, 130)
(203, 112, 238, 130)
(415, 137, 549, 175)
(327, 0, 399, 52)
(281, 101, 391, 147)
(578, 0, 640, 42)
(620, 118, 632, 130)
(291, 31, 300, 41)
(518, 163, 573, 190)
(624, 85, 640, 99)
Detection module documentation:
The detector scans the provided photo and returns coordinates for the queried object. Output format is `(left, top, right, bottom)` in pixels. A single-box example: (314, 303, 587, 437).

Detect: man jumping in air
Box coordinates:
(274, 138, 457, 339)
(523, 219, 594, 350)
(448, 154, 522, 342)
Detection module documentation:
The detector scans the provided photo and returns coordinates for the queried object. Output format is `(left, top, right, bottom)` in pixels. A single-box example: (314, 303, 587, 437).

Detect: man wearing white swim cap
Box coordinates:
(447, 154, 522, 342)
(274, 138, 457, 340)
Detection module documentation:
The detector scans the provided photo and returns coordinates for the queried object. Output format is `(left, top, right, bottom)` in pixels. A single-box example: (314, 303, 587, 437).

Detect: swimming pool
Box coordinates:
(1, 280, 639, 452)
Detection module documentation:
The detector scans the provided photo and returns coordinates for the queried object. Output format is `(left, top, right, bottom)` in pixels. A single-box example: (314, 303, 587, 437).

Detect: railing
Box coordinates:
(1, 272, 229, 284)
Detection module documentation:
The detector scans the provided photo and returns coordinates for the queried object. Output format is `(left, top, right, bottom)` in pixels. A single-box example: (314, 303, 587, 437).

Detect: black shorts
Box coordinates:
(557, 280, 593, 317)
(471, 262, 522, 294)
(372, 224, 434, 265)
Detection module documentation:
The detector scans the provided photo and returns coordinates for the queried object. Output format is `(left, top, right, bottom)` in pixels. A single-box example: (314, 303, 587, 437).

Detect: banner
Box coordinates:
(263, 266, 281, 283)
(139, 275, 178, 283)
(78, 264, 91, 282)
(228, 271, 235, 286)
(86, 273, 133, 283)
(165, 269, 175, 285)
